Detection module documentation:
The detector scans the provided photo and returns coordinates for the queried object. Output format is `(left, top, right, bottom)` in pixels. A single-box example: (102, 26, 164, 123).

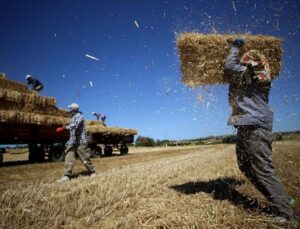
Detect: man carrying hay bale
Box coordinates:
(57, 103, 96, 182)
(225, 38, 294, 223)
(25, 74, 44, 92)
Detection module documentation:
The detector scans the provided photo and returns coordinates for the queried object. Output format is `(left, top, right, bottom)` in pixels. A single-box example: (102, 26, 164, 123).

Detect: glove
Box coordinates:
(233, 38, 245, 48)
(56, 126, 65, 133)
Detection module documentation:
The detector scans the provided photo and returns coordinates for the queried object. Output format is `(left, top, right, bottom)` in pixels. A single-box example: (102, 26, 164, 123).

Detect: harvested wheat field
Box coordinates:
(0, 141, 299, 229)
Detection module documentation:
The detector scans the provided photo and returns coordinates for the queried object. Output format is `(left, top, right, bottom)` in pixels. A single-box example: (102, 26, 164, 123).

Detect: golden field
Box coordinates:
(0, 141, 299, 228)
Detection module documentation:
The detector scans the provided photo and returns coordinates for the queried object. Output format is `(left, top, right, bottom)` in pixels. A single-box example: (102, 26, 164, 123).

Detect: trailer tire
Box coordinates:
(0, 153, 3, 165)
(104, 146, 113, 156)
(90, 145, 102, 158)
(50, 145, 65, 162)
(120, 146, 128, 155)
(96, 146, 102, 157)
(29, 144, 45, 163)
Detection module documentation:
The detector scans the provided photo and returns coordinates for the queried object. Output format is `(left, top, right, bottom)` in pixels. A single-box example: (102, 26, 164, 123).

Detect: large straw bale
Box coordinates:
(85, 120, 104, 126)
(0, 100, 69, 117)
(176, 33, 282, 87)
(86, 124, 138, 136)
(0, 110, 69, 126)
(0, 77, 30, 93)
(0, 88, 56, 107)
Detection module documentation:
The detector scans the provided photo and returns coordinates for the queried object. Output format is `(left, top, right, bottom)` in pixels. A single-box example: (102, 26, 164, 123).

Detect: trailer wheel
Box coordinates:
(29, 144, 45, 163)
(104, 146, 113, 156)
(50, 145, 65, 162)
(96, 146, 102, 157)
(89, 145, 102, 158)
(120, 146, 128, 155)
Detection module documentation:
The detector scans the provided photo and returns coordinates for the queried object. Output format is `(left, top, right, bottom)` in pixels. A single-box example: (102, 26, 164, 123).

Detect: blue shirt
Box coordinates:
(225, 47, 273, 130)
(65, 112, 87, 146)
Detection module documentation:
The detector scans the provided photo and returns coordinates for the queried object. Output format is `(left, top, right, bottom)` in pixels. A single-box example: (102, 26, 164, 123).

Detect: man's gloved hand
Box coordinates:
(56, 126, 65, 133)
(233, 38, 245, 48)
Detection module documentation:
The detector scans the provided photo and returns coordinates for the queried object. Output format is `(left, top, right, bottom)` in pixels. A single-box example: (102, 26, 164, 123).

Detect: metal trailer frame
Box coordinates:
(0, 122, 135, 164)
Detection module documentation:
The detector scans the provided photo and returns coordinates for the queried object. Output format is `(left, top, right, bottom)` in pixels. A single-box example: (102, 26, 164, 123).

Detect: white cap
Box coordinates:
(67, 103, 79, 111)
(92, 112, 96, 115)
(25, 74, 32, 80)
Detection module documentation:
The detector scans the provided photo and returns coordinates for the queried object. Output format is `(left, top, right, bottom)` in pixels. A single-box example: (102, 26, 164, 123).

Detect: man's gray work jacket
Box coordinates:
(224, 46, 273, 130)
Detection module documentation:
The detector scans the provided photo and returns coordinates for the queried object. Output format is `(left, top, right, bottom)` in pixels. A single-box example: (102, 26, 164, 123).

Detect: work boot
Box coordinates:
(57, 176, 70, 182)
(90, 172, 96, 178)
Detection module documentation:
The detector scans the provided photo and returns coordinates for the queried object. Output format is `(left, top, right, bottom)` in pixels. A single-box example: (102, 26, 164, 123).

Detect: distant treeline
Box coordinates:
(135, 130, 300, 147)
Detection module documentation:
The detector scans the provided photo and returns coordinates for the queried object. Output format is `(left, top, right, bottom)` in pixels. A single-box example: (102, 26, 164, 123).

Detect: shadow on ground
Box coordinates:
(72, 170, 94, 179)
(170, 177, 272, 215)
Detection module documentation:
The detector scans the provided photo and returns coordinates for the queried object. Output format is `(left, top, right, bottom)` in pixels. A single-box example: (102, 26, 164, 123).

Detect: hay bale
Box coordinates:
(0, 100, 69, 117)
(176, 33, 282, 87)
(0, 77, 30, 93)
(85, 120, 104, 126)
(86, 124, 138, 136)
(0, 110, 69, 125)
(0, 88, 56, 108)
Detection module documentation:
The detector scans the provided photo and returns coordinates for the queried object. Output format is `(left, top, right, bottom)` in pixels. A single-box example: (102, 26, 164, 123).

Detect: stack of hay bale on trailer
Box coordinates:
(0, 73, 70, 162)
(0, 73, 69, 126)
(0, 73, 138, 163)
(176, 33, 282, 86)
(86, 120, 137, 156)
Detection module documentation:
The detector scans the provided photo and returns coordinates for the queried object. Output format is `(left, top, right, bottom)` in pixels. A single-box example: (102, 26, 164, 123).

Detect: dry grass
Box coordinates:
(0, 141, 299, 229)
(176, 33, 282, 87)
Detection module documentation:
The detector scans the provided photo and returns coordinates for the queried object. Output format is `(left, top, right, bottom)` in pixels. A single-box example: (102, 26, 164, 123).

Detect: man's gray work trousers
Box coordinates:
(64, 144, 95, 177)
(236, 126, 293, 220)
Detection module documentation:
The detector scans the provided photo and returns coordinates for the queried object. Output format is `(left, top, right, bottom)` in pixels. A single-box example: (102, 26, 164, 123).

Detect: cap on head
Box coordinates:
(67, 103, 80, 111)
(92, 112, 96, 115)
(25, 74, 32, 80)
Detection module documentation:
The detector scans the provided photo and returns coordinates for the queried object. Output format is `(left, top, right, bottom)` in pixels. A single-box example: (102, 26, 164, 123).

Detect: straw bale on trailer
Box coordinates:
(0, 88, 56, 107)
(176, 33, 282, 87)
(0, 110, 69, 126)
(0, 75, 70, 125)
(87, 124, 138, 136)
(0, 77, 30, 93)
(85, 120, 104, 126)
(0, 101, 69, 117)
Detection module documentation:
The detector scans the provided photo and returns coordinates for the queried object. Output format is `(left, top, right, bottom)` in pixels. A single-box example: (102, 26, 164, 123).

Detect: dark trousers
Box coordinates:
(236, 126, 293, 219)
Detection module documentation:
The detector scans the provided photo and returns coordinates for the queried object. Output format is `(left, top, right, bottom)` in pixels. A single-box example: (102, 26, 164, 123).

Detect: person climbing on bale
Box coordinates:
(56, 103, 96, 182)
(224, 38, 294, 224)
(25, 74, 44, 92)
(92, 112, 106, 126)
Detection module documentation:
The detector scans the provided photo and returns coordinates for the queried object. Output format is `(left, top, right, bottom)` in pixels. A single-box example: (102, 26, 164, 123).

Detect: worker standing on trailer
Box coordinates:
(92, 112, 106, 126)
(224, 38, 294, 223)
(57, 103, 96, 182)
(25, 74, 44, 92)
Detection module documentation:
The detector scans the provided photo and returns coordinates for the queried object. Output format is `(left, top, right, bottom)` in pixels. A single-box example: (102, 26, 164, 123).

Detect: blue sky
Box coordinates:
(0, 0, 299, 140)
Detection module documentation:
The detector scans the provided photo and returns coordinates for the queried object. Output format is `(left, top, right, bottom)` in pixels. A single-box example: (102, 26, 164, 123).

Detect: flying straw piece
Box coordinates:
(232, 1, 237, 12)
(85, 54, 100, 61)
(90, 81, 93, 87)
(134, 20, 139, 28)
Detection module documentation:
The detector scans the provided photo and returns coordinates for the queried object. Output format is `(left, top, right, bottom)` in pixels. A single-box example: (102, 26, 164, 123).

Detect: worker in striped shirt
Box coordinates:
(57, 103, 95, 182)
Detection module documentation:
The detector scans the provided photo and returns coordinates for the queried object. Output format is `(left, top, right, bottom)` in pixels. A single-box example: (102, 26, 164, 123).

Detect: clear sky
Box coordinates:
(0, 0, 299, 140)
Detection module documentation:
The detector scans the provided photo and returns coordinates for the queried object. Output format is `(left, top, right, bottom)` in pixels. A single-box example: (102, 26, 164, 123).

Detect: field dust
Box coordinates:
(0, 141, 299, 228)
